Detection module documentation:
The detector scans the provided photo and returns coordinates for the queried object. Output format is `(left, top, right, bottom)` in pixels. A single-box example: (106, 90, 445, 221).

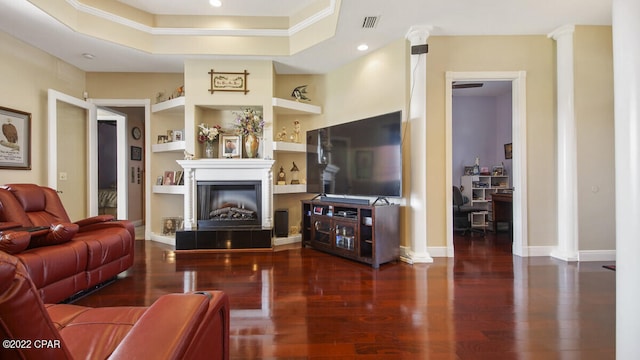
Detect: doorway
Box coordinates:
(445, 71, 528, 257)
(91, 99, 150, 227)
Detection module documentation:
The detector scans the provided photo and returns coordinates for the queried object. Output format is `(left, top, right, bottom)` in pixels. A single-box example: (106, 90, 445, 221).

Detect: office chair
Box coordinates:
(452, 186, 486, 235)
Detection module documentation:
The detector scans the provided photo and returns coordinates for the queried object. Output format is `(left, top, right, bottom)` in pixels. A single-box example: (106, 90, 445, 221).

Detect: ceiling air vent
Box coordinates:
(362, 16, 379, 29)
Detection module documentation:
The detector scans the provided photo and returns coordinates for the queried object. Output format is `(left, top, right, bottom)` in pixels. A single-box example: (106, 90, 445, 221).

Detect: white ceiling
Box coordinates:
(0, 0, 612, 75)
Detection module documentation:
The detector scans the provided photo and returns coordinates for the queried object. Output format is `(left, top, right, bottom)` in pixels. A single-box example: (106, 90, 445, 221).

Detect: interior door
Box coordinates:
(97, 107, 128, 220)
(47, 89, 97, 220)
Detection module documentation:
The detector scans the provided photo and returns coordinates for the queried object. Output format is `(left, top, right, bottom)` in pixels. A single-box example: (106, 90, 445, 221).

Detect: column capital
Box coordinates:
(548, 25, 575, 40)
(406, 25, 432, 45)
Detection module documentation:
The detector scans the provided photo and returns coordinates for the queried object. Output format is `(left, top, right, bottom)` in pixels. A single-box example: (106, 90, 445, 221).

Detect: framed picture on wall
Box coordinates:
(504, 143, 512, 159)
(130, 146, 142, 161)
(0, 106, 31, 170)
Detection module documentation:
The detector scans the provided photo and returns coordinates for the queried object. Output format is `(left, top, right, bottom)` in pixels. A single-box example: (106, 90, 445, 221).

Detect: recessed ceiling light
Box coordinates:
(357, 44, 369, 51)
(82, 53, 95, 60)
(209, 0, 222, 7)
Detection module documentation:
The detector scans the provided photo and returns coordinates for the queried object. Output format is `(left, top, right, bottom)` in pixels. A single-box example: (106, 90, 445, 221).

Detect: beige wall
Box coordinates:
(427, 35, 558, 248)
(0, 31, 86, 188)
(574, 26, 615, 251)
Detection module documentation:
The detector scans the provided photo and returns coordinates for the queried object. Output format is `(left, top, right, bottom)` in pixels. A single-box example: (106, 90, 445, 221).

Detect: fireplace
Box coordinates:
(197, 181, 262, 229)
(176, 159, 275, 250)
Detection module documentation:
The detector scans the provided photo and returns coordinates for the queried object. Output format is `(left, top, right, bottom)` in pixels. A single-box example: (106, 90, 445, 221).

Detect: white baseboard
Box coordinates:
(273, 234, 301, 246)
(526, 246, 555, 257)
(579, 249, 616, 262)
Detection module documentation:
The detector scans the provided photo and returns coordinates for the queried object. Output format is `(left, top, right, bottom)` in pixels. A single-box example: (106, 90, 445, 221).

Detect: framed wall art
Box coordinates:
(0, 106, 31, 170)
(504, 143, 513, 159)
(208, 69, 250, 94)
(130, 146, 142, 161)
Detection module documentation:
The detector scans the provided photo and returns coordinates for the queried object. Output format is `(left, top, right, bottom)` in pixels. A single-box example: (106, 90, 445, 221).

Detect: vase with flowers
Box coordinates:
(198, 123, 222, 158)
(235, 108, 264, 158)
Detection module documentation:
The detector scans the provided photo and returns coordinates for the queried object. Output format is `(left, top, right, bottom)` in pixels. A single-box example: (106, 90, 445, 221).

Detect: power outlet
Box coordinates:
(59, 172, 68, 181)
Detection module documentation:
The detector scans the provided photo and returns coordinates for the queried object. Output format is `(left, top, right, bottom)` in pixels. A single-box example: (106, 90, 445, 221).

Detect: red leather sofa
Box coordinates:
(0, 247, 230, 360)
(0, 184, 134, 303)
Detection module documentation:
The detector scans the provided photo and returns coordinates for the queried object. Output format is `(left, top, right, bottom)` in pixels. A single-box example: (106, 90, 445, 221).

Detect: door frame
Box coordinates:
(90, 98, 151, 227)
(445, 71, 528, 256)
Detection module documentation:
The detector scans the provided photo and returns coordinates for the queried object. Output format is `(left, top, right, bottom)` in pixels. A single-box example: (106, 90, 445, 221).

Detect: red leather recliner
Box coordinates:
(0, 184, 134, 303)
(0, 247, 230, 360)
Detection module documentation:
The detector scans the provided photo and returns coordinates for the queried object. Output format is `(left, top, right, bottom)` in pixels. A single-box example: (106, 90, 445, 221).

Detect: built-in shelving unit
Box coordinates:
(272, 98, 321, 244)
(272, 141, 305, 153)
(274, 184, 307, 194)
(148, 96, 186, 246)
(152, 185, 185, 194)
(151, 140, 185, 153)
(272, 97, 321, 115)
(151, 96, 185, 113)
(460, 175, 510, 231)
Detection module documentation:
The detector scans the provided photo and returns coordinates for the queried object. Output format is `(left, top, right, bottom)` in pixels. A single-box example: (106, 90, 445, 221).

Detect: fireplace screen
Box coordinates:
(197, 181, 262, 228)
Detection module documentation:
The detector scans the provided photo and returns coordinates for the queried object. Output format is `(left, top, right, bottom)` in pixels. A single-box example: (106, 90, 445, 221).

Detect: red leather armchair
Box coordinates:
(0, 248, 230, 360)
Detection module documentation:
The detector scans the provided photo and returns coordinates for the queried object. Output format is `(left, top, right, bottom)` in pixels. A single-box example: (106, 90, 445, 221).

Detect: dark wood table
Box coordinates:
(491, 192, 512, 233)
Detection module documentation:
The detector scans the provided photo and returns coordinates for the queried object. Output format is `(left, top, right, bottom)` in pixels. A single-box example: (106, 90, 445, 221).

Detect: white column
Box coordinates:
(183, 168, 195, 230)
(548, 25, 579, 262)
(405, 26, 433, 264)
(612, 0, 640, 356)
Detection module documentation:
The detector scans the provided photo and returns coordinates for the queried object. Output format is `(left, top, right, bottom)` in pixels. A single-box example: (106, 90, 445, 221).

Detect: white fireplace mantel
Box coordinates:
(177, 159, 275, 230)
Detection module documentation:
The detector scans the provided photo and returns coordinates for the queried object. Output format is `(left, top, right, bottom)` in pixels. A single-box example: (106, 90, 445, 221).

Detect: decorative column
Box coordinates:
(405, 26, 433, 264)
(612, 0, 640, 355)
(183, 168, 195, 230)
(548, 25, 579, 262)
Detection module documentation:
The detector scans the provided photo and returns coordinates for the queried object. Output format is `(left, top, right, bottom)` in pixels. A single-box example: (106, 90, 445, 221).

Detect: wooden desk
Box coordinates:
(491, 193, 512, 232)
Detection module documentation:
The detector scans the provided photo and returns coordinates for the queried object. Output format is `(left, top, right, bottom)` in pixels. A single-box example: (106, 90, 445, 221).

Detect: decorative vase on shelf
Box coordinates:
(203, 142, 216, 158)
(244, 134, 259, 158)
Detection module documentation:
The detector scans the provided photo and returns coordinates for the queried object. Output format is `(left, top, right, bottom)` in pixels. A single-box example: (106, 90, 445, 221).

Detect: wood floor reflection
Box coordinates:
(74, 232, 616, 359)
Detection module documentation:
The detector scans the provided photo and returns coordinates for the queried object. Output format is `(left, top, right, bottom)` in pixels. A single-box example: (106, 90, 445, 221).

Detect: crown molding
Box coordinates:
(64, 0, 336, 38)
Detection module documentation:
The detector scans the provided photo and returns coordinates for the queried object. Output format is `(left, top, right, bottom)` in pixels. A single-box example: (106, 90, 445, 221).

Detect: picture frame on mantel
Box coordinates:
(220, 135, 241, 159)
(0, 106, 31, 170)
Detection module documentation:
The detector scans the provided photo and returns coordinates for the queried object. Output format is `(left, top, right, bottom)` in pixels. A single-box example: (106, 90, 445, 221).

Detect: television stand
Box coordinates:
(301, 199, 400, 268)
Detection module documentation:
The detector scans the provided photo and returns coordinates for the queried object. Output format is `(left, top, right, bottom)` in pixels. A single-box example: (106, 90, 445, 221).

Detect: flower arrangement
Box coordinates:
(234, 108, 264, 136)
(198, 124, 222, 144)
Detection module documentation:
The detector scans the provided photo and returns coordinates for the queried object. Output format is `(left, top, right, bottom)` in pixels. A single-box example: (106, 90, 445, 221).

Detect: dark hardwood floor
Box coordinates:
(74, 231, 616, 359)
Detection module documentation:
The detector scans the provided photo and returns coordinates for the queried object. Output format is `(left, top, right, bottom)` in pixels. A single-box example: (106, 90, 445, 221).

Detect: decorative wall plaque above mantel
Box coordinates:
(208, 69, 250, 94)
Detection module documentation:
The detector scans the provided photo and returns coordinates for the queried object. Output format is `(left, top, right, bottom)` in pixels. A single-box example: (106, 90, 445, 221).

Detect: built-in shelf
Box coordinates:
(153, 185, 185, 194)
(272, 141, 305, 153)
(272, 97, 321, 115)
(151, 96, 185, 113)
(152, 141, 185, 153)
(274, 184, 307, 194)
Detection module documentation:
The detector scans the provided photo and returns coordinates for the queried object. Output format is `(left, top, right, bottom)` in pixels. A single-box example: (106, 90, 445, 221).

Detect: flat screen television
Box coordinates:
(306, 111, 402, 198)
